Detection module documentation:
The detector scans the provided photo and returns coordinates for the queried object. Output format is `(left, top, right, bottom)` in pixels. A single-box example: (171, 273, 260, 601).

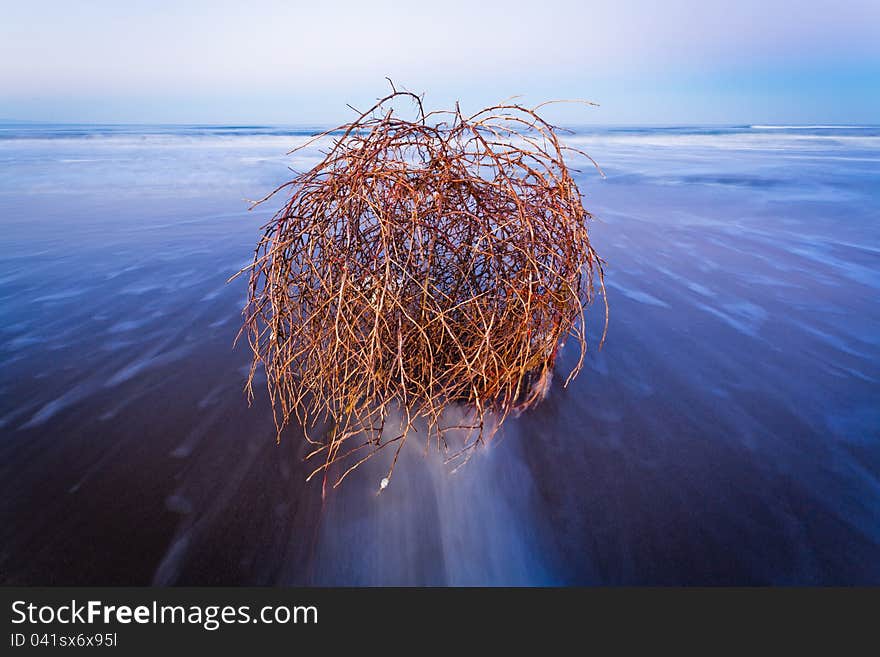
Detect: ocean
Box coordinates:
(1, 122, 878, 584)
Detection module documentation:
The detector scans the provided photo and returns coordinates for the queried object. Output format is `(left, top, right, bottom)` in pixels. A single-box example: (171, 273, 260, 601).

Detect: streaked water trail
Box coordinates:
(1, 123, 878, 584)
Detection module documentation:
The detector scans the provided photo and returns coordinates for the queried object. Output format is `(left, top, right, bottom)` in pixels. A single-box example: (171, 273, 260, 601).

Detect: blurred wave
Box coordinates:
(0, 123, 878, 584)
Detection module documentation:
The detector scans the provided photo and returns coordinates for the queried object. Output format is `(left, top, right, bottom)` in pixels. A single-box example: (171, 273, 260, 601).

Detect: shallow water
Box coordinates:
(1, 123, 878, 584)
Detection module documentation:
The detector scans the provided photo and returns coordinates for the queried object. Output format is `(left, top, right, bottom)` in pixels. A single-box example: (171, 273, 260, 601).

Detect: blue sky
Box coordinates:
(1, 0, 878, 124)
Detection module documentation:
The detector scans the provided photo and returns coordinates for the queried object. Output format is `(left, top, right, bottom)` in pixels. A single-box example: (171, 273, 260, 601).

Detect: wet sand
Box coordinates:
(1, 124, 878, 584)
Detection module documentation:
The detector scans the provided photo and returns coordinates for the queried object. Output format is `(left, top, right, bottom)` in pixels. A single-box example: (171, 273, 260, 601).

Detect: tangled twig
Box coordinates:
(236, 85, 607, 492)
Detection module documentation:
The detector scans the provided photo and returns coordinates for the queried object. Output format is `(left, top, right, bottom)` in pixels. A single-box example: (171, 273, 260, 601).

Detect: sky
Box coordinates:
(1, 0, 878, 125)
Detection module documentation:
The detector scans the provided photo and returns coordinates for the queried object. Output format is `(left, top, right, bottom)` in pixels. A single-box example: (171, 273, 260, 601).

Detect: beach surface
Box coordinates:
(1, 123, 878, 584)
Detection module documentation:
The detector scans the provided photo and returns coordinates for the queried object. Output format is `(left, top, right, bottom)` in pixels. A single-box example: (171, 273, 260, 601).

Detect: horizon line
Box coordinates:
(2, 120, 878, 129)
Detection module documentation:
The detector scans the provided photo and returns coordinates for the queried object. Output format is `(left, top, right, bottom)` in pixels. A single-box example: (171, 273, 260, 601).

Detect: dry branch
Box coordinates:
(238, 87, 607, 492)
